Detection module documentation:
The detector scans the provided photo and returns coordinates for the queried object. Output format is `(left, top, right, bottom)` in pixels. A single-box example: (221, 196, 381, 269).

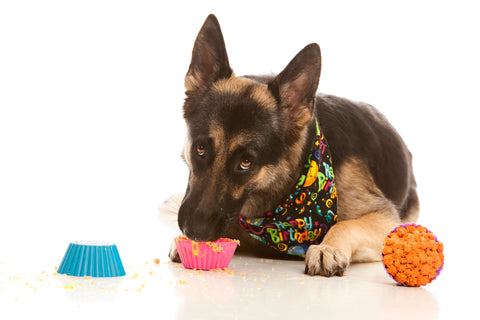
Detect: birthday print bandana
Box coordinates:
(239, 118, 337, 257)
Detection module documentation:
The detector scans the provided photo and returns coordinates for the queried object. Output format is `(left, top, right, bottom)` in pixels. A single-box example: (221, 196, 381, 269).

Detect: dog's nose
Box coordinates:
(182, 225, 220, 242)
(178, 206, 225, 242)
(183, 227, 206, 242)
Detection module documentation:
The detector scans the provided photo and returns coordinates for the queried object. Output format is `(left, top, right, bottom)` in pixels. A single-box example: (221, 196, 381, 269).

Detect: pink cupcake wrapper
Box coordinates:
(174, 238, 238, 270)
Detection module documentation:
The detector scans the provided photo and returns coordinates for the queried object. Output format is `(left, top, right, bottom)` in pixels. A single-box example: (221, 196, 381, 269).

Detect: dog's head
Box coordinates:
(178, 15, 322, 241)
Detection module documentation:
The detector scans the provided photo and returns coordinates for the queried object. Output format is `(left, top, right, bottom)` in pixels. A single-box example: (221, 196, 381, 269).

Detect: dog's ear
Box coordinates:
(269, 43, 321, 125)
(185, 14, 233, 92)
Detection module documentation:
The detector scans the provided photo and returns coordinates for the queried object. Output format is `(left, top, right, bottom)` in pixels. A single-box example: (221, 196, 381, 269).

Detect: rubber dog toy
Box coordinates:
(382, 224, 444, 286)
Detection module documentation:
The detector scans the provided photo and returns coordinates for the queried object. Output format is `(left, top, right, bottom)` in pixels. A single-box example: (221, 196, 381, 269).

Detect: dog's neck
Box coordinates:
(239, 118, 338, 257)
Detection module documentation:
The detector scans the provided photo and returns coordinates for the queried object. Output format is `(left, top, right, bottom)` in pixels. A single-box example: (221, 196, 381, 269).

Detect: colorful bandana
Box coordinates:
(239, 118, 337, 257)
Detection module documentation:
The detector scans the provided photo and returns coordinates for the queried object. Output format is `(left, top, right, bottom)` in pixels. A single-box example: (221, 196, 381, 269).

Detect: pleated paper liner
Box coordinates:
(57, 241, 126, 277)
(174, 236, 239, 270)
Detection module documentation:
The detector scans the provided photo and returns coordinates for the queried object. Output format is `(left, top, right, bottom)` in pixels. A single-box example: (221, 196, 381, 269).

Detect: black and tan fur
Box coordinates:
(168, 15, 419, 277)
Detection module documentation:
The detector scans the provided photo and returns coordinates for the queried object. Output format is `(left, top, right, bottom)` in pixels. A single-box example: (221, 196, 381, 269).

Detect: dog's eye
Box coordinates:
(196, 145, 206, 156)
(239, 159, 252, 170)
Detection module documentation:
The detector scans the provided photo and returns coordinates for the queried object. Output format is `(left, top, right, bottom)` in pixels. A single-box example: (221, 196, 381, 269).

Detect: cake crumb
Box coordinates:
(224, 268, 234, 275)
(153, 258, 160, 264)
(207, 241, 224, 253)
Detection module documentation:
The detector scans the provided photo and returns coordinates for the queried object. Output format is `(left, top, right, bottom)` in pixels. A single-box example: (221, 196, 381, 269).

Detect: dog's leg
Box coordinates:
(168, 240, 181, 262)
(304, 210, 399, 276)
(159, 194, 184, 262)
(304, 157, 408, 276)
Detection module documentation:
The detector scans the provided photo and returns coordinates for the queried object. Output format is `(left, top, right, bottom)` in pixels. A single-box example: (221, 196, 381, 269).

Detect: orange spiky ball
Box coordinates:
(382, 224, 444, 287)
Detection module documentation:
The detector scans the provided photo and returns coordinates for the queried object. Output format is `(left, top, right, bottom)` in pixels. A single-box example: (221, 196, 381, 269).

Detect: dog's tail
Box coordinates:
(158, 193, 184, 229)
(158, 194, 184, 262)
(159, 193, 183, 216)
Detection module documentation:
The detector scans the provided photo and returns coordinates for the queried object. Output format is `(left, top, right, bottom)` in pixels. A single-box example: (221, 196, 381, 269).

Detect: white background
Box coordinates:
(1, 0, 479, 307)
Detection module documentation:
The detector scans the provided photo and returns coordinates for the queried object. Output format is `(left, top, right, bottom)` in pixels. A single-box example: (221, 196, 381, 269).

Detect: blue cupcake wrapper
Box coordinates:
(57, 241, 126, 277)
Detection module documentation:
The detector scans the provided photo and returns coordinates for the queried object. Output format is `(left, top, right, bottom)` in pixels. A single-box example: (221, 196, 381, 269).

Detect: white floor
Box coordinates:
(0, 223, 476, 320)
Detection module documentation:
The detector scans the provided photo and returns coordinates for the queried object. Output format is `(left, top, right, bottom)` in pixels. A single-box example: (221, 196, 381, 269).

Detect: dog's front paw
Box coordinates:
(304, 244, 349, 277)
(168, 240, 181, 263)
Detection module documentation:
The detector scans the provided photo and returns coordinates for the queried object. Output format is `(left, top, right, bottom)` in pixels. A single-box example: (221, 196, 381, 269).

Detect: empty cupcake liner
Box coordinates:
(174, 237, 238, 270)
(57, 241, 126, 277)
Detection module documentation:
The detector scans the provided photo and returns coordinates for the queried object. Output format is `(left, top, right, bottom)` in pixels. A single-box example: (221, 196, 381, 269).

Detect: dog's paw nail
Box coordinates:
(304, 244, 349, 277)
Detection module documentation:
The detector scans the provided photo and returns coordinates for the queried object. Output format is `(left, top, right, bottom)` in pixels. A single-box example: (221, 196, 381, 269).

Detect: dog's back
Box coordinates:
(245, 74, 419, 222)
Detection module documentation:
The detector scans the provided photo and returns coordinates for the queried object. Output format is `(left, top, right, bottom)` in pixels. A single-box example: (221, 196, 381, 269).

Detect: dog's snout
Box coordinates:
(182, 226, 216, 242)
(178, 196, 226, 242)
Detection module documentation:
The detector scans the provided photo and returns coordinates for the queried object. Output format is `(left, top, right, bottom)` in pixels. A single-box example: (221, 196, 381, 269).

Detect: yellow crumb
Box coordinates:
(64, 285, 74, 290)
(178, 280, 188, 285)
(224, 268, 234, 275)
(153, 258, 160, 264)
(191, 241, 199, 256)
(207, 241, 224, 253)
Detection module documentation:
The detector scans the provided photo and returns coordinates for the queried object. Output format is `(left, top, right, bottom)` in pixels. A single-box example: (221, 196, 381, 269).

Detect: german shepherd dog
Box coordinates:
(168, 14, 419, 277)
